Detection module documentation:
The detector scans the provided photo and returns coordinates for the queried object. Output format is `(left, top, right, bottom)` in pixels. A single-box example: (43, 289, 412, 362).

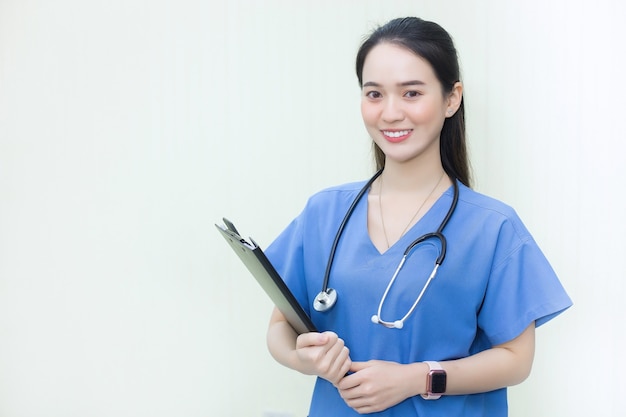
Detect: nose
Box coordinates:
(381, 97, 404, 123)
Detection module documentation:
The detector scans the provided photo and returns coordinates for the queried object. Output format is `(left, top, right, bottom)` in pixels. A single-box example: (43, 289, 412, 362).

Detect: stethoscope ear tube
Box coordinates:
(313, 170, 383, 313)
(315, 172, 459, 319)
(404, 232, 445, 262)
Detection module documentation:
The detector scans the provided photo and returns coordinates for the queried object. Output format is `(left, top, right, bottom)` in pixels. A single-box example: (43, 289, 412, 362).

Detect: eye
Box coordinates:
(365, 90, 382, 100)
(404, 90, 422, 99)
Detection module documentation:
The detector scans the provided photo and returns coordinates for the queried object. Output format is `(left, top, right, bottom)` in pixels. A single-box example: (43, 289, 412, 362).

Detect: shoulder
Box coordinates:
(313, 180, 369, 197)
(303, 180, 369, 211)
(458, 183, 517, 216)
(455, 183, 531, 241)
(268, 179, 369, 252)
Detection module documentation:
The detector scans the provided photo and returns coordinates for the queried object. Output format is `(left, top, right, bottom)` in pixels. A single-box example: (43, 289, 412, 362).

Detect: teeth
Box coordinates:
(383, 130, 410, 138)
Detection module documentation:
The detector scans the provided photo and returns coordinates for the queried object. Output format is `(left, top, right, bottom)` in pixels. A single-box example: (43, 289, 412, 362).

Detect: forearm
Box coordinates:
(430, 323, 535, 395)
(266, 308, 300, 370)
(444, 341, 534, 394)
(397, 323, 536, 397)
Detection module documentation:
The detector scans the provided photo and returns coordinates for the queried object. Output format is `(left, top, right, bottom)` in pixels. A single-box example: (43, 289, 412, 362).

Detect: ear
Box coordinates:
(445, 82, 463, 118)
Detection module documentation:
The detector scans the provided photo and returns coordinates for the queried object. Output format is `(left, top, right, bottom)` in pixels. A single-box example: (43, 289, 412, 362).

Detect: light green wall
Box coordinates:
(1, 1, 623, 416)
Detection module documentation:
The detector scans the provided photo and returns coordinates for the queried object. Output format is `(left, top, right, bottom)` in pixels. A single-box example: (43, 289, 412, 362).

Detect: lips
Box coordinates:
(382, 129, 412, 143)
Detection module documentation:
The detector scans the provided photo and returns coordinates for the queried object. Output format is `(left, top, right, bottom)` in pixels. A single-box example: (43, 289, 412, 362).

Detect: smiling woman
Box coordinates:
(358, 43, 463, 251)
(356, 18, 469, 188)
(360, 44, 461, 179)
(1, 1, 622, 416)
(264, 16, 571, 417)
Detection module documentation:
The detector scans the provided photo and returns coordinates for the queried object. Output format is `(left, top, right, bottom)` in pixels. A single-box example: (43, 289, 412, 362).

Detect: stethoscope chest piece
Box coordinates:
(313, 288, 337, 312)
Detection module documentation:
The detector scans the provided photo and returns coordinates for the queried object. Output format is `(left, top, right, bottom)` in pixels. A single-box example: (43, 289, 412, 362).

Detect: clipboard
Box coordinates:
(215, 218, 317, 334)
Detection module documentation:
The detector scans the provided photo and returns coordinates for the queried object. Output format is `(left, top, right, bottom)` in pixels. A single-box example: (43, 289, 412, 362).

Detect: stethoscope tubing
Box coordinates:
(315, 170, 460, 322)
(320, 169, 383, 294)
(373, 259, 440, 329)
(321, 171, 458, 293)
(372, 180, 458, 328)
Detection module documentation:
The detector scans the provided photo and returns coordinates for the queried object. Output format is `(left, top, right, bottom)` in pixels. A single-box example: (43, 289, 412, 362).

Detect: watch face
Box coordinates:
(430, 371, 447, 394)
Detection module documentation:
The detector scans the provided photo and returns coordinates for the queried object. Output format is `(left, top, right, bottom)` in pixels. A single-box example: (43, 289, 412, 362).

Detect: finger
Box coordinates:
(337, 367, 361, 391)
(348, 360, 370, 373)
(338, 382, 363, 402)
(295, 331, 332, 349)
(328, 346, 351, 385)
(339, 350, 352, 376)
(317, 336, 346, 374)
(322, 331, 339, 343)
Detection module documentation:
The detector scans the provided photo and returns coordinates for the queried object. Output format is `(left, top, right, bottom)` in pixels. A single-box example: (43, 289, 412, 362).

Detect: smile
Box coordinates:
(382, 129, 412, 142)
(383, 130, 411, 138)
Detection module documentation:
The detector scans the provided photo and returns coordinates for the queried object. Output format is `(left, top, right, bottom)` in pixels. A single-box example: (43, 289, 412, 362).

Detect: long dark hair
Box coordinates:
(355, 17, 472, 187)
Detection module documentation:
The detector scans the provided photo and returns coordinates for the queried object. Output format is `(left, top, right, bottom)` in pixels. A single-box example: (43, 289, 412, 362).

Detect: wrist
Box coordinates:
(406, 362, 431, 398)
(421, 361, 447, 400)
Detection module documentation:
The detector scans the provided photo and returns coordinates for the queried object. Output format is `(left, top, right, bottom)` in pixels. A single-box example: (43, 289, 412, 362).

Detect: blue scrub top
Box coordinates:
(265, 179, 572, 417)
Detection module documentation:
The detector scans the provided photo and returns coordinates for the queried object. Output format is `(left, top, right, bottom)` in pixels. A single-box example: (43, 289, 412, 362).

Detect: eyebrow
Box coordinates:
(363, 80, 426, 88)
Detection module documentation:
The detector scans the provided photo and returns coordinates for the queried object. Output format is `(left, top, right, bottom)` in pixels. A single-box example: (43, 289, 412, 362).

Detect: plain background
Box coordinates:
(1, 0, 624, 416)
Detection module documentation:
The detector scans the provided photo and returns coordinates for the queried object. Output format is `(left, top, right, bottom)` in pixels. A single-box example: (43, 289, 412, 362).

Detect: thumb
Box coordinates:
(296, 331, 333, 348)
(349, 361, 371, 372)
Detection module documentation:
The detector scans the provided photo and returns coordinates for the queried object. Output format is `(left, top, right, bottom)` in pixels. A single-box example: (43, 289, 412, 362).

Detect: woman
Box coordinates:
(265, 17, 571, 416)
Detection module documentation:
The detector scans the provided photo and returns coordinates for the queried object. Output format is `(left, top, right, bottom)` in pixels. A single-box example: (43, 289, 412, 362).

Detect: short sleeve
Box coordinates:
(477, 222, 572, 346)
(264, 213, 312, 317)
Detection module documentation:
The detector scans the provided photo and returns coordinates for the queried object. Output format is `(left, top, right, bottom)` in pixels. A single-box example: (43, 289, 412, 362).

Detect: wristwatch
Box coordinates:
(421, 361, 447, 400)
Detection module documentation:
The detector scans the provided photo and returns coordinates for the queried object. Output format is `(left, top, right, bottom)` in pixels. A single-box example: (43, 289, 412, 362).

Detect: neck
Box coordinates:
(379, 159, 449, 194)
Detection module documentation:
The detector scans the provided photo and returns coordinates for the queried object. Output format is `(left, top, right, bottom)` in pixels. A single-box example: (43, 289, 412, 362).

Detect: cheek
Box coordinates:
(410, 101, 446, 127)
(360, 101, 378, 126)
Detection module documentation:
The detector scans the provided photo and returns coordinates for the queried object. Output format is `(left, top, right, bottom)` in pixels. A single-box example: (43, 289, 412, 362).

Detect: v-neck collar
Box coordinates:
(362, 184, 455, 256)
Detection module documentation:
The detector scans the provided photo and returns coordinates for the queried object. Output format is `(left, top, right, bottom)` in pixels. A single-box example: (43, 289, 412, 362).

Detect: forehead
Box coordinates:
(361, 42, 438, 85)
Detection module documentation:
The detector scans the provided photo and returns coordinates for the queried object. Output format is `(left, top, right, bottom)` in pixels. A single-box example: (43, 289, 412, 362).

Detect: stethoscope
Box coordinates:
(313, 169, 459, 329)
